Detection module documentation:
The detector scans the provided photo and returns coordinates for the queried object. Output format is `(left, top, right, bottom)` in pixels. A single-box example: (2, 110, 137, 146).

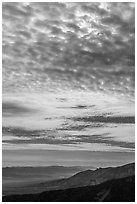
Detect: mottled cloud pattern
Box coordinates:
(2, 3, 135, 153)
(3, 2, 135, 96)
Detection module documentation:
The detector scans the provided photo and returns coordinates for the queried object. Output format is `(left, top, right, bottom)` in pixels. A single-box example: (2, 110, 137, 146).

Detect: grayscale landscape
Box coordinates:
(2, 2, 135, 202)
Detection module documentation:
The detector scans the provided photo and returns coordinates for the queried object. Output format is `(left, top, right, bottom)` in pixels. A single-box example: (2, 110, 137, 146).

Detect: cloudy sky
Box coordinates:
(2, 2, 135, 167)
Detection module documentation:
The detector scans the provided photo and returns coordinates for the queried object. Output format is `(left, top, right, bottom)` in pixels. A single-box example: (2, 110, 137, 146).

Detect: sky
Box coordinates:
(2, 2, 135, 167)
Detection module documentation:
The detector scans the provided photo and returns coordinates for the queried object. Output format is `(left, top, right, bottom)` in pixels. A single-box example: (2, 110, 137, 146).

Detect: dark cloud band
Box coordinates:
(2, 102, 35, 117)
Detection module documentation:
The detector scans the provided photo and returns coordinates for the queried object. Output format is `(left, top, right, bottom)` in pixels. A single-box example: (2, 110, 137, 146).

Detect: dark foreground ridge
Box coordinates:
(3, 162, 135, 196)
(3, 175, 135, 202)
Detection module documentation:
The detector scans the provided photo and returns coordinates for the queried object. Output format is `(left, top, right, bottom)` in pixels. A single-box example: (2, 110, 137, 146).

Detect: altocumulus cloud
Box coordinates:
(2, 2, 135, 97)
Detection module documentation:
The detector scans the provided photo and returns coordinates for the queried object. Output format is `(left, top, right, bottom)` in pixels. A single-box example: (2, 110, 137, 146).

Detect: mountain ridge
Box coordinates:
(34, 162, 135, 191)
(3, 162, 135, 196)
(3, 175, 135, 202)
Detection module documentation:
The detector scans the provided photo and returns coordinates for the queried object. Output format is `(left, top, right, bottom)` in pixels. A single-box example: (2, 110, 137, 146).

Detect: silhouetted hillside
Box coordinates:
(3, 165, 90, 195)
(3, 162, 135, 196)
(64, 162, 135, 187)
(3, 176, 135, 202)
(22, 162, 135, 193)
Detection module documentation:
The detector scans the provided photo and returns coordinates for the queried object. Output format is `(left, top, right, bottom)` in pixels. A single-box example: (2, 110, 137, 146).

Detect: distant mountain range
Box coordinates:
(3, 162, 135, 202)
(3, 176, 135, 202)
(18, 162, 134, 192)
(3, 165, 93, 196)
(57, 162, 135, 188)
